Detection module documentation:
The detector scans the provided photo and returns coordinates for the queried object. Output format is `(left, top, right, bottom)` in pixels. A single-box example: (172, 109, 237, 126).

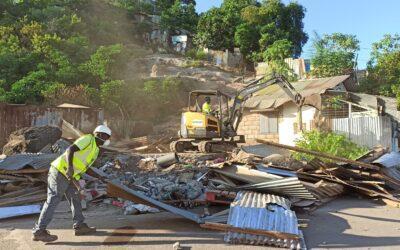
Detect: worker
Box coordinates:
(32, 125, 112, 242)
(202, 96, 212, 114)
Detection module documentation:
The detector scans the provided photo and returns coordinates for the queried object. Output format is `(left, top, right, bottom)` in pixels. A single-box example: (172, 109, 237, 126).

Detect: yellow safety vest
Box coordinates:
(51, 134, 99, 180)
(202, 102, 212, 114)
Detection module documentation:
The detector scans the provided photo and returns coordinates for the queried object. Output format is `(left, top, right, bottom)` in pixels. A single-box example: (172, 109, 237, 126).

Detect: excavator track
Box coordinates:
(198, 141, 212, 153)
(170, 141, 185, 153)
(170, 140, 196, 153)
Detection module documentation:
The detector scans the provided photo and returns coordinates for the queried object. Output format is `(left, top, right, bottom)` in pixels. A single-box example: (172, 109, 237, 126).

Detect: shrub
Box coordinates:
(293, 130, 369, 162)
(185, 49, 208, 61)
(183, 60, 203, 68)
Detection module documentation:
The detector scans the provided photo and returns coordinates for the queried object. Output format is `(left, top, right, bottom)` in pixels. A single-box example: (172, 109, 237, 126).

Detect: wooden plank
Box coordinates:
(0, 174, 29, 182)
(256, 139, 380, 171)
(200, 222, 300, 240)
(299, 172, 400, 202)
(381, 198, 400, 208)
(0, 168, 48, 174)
(0, 193, 47, 207)
(0, 186, 45, 199)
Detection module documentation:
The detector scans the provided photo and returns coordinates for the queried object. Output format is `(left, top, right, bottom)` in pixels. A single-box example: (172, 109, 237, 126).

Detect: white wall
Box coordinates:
(278, 103, 317, 146)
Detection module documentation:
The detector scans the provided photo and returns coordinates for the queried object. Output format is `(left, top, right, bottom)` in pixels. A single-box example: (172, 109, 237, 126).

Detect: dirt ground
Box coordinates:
(1, 196, 400, 250)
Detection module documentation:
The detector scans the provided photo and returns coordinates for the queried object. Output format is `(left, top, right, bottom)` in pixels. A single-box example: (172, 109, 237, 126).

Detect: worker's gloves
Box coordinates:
(66, 166, 74, 181)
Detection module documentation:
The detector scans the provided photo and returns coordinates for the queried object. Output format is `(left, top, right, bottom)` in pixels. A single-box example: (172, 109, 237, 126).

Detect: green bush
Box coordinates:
(293, 130, 369, 162)
(185, 49, 208, 61)
(183, 60, 203, 68)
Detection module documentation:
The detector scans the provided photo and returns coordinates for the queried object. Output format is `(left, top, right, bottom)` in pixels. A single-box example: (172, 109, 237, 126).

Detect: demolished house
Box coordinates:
(237, 75, 355, 145)
(237, 75, 400, 151)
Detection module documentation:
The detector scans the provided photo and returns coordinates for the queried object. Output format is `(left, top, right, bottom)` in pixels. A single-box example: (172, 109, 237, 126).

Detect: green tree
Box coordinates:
(263, 39, 293, 77)
(194, 8, 227, 50)
(234, 22, 260, 61)
(195, 0, 256, 51)
(196, 0, 307, 63)
(0, 0, 127, 104)
(311, 32, 360, 77)
(160, 0, 198, 35)
(361, 34, 400, 97)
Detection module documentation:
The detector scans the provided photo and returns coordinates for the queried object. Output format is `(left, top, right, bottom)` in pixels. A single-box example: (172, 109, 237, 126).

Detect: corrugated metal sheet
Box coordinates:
(0, 103, 103, 148)
(225, 191, 302, 249)
(373, 152, 400, 183)
(373, 152, 400, 168)
(0, 153, 59, 170)
(331, 116, 393, 150)
(238, 177, 316, 200)
(256, 165, 297, 177)
(244, 75, 350, 110)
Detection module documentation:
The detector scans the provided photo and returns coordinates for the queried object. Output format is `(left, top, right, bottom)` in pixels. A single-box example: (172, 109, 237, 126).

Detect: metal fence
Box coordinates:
(330, 115, 393, 150)
(0, 103, 103, 148)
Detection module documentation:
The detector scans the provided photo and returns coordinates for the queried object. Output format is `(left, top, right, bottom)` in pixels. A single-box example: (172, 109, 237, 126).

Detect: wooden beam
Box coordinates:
(0, 193, 47, 207)
(381, 198, 400, 208)
(0, 186, 45, 199)
(256, 139, 380, 171)
(200, 222, 300, 240)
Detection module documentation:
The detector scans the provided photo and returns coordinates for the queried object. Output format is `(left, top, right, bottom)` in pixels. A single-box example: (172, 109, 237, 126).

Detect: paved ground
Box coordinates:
(1, 196, 400, 250)
(300, 197, 400, 249)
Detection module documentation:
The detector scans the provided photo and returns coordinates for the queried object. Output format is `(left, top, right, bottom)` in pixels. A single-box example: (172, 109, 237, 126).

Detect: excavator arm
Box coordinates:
(229, 74, 304, 132)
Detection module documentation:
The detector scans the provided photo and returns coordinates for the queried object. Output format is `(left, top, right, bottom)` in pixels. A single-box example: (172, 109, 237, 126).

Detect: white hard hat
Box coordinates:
(93, 125, 112, 136)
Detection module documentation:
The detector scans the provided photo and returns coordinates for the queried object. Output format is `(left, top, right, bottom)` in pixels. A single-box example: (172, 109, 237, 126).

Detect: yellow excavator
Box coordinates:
(170, 74, 304, 153)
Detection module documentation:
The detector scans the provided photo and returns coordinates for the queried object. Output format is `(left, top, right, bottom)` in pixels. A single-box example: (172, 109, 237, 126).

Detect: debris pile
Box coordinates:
(2, 124, 400, 249)
(0, 126, 70, 218)
(2, 126, 62, 156)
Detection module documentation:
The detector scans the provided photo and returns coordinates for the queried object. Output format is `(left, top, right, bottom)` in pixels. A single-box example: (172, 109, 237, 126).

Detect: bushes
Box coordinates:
(185, 49, 208, 61)
(294, 130, 369, 162)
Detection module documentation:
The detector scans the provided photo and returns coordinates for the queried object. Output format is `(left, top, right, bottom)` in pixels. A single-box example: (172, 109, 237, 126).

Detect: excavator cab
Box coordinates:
(170, 90, 236, 153)
(183, 90, 230, 139)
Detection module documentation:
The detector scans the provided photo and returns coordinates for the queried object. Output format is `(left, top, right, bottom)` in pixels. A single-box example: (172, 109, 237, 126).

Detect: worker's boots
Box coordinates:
(32, 230, 58, 242)
(74, 223, 96, 236)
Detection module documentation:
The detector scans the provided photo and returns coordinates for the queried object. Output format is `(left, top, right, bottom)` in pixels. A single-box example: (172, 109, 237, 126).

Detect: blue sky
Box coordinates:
(196, 0, 400, 69)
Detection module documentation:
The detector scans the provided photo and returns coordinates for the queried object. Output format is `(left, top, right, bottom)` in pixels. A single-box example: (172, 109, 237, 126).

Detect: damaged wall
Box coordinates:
(203, 48, 243, 69)
(0, 103, 103, 148)
(237, 111, 279, 144)
(237, 103, 317, 145)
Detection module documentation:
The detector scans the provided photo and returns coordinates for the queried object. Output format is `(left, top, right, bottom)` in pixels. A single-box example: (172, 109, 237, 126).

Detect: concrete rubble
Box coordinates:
(1, 125, 400, 249)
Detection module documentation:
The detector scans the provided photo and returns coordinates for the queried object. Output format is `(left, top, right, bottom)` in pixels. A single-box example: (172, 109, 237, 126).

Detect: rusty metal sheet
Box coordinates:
(244, 75, 350, 110)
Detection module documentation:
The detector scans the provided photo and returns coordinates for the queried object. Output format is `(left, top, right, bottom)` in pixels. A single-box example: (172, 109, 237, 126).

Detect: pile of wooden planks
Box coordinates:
(257, 140, 400, 203)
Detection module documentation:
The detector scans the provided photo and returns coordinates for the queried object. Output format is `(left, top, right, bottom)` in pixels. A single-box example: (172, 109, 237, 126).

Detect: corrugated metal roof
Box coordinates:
(256, 165, 297, 177)
(0, 153, 59, 170)
(373, 152, 400, 168)
(373, 152, 400, 183)
(225, 191, 302, 249)
(244, 75, 350, 110)
(237, 177, 316, 200)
